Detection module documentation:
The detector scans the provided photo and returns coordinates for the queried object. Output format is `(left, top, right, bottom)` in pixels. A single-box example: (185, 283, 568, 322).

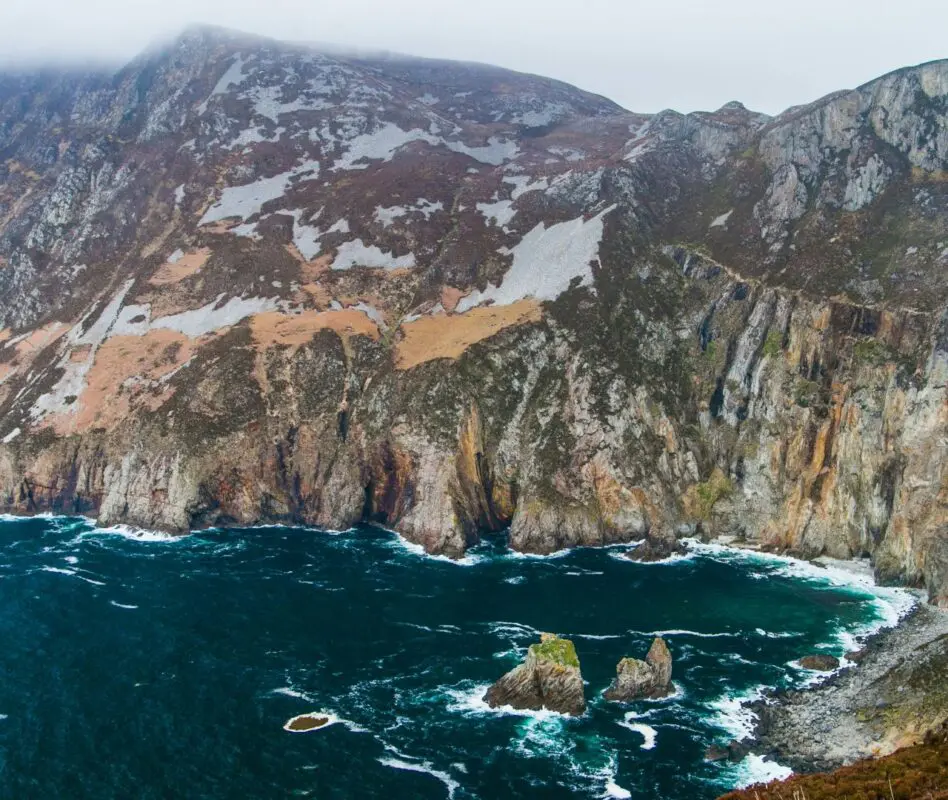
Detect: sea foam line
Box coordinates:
(378, 747, 460, 799)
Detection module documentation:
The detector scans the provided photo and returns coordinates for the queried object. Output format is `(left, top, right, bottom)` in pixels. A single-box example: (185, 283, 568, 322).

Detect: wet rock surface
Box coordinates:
(748, 605, 948, 773)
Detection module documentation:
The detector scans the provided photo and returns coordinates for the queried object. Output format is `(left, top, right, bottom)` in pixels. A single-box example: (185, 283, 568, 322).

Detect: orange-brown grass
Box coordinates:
(249, 309, 380, 349)
(46, 330, 192, 434)
(149, 248, 211, 286)
(718, 738, 948, 800)
(395, 300, 541, 370)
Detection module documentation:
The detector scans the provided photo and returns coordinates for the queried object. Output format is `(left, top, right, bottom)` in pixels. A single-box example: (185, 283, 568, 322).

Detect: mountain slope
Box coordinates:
(0, 28, 946, 605)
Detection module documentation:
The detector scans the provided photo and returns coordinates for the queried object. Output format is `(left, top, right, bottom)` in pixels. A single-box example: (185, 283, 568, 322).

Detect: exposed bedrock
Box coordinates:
(0, 35, 946, 606)
(0, 259, 947, 607)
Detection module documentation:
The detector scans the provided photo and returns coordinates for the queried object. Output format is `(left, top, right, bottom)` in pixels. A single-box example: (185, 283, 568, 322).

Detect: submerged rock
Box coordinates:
(484, 633, 586, 716)
(604, 637, 673, 701)
(799, 654, 841, 672)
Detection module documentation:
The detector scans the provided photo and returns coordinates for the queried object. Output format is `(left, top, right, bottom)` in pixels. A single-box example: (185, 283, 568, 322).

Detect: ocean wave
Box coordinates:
(387, 532, 484, 566)
(708, 684, 767, 740)
(487, 620, 542, 638)
(732, 753, 793, 788)
(38, 565, 106, 586)
(443, 681, 579, 722)
(617, 714, 658, 750)
(379, 745, 461, 799)
(109, 600, 138, 610)
(82, 524, 189, 543)
(644, 628, 738, 639)
(504, 575, 526, 584)
(270, 686, 315, 702)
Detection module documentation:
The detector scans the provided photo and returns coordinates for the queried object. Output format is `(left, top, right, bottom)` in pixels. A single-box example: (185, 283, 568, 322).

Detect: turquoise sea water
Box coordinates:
(0, 516, 913, 798)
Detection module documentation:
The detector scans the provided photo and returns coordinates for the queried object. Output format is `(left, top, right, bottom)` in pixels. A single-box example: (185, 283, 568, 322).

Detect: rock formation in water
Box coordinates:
(625, 530, 688, 562)
(604, 637, 673, 701)
(0, 28, 946, 607)
(799, 654, 841, 672)
(484, 633, 586, 715)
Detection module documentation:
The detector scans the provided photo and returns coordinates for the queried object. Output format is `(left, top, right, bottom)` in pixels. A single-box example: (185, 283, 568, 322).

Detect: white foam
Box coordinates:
(618, 716, 658, 750)
(38, 566, 106, 586)
(82, 524, 188, 543)
(377, 755, 460, 799)
(109, 601, 138, 610)
(283, 712, 342, 733)
(387, 531, 483, 566)
(733, 753, 793, 788)
(604, 781, 632, 799)
(270, 687, 315, 702)
(443, 682, 576, 721)
(709, 684, 767, 740)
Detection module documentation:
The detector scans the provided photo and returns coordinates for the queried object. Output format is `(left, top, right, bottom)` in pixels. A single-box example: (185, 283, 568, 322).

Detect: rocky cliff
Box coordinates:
(0, 27, 946, 604)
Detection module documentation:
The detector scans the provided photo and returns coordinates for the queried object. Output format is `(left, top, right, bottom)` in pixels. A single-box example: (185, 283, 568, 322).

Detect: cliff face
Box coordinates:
(0, 28, 946, 604)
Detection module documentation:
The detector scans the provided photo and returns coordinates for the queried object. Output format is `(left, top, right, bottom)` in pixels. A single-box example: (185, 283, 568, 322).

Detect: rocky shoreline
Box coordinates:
(746, 601, 948, 775)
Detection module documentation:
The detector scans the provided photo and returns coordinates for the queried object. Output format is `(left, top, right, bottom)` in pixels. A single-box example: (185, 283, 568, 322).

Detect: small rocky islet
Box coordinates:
(483, 634, 676, 716)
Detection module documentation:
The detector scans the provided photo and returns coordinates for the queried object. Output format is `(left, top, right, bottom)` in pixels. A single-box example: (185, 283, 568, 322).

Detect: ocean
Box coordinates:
(0, 516, 914, 798)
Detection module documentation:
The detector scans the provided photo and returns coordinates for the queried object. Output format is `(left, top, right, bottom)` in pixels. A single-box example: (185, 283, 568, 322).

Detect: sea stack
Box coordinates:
(604, 637, 673, 701)
(484, 633, 586, 716)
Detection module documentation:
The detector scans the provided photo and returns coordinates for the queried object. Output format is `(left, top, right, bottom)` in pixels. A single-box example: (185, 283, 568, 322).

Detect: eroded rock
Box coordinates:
(604, 637, 673, 701)
(799, 654, 841, 672)
(484, 633, 586, 716)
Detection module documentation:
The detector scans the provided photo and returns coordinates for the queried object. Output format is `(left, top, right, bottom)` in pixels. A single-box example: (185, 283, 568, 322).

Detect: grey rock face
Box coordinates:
(484, 634, 586, 716)
(604, 637, 673, 701)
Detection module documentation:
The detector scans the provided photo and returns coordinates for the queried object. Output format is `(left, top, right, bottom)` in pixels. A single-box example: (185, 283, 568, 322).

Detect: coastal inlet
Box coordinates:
(0, 516, 913, 798)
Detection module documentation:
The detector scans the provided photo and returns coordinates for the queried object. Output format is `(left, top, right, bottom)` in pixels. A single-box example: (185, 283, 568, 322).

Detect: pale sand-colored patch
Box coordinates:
(47, 330, 192, 435)
(395, 299, 542, 370)
(149, 248, 211, 286)
(0, 328, 10, 343)
(68, 344, 93, 363)
(250, 309, 380, 349)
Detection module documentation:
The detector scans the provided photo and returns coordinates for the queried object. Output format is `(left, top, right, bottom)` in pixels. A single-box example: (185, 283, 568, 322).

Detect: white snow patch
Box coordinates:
(200, 162, 319, 225)
(504, 175, 550, 199)
(198, 55, 247, 115)
(417, 93, 440, 106)
(173, 185, 185, 206)
(2, 427, 21, 444)
(374, 199, 443, 228)
(710, 209, 734, 229)
(447, 136, 519, 165)
(332, 239, 416, 271)
(457, 205, 616, 311)
(477, 199, 516, 229)
(334, 123, 437, 170)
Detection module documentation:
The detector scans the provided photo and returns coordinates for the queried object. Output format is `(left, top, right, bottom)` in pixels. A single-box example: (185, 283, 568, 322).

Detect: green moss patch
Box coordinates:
(529, 636, 580, 669)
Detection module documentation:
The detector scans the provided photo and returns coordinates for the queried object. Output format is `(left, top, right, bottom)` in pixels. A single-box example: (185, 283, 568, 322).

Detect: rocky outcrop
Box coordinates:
(799, 654, 841, 672)
(484, 634, 586, 716)
(604, 637, 673, 701)
(625, 530, 688, 562)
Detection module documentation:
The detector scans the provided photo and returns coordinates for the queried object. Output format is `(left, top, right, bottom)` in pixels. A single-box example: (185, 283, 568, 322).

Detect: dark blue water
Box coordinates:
(0, 517, 911, 799)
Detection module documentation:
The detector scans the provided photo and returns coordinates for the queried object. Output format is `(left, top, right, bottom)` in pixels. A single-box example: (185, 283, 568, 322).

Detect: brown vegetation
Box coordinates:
(719, 734, 948, 800)
(395, 300, 542, 370)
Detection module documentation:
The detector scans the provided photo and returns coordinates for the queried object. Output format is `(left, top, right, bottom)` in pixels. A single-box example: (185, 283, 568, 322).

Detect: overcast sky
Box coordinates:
(1, 0, 946, 114)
